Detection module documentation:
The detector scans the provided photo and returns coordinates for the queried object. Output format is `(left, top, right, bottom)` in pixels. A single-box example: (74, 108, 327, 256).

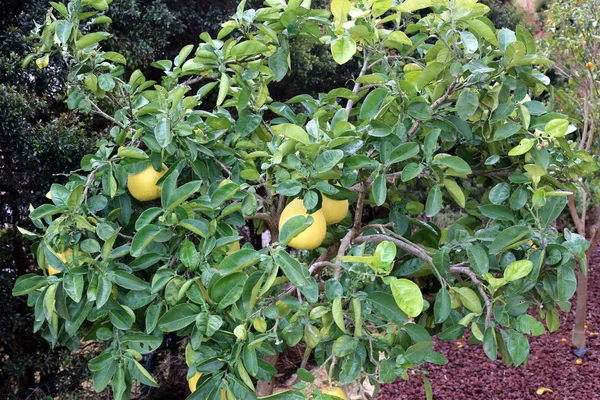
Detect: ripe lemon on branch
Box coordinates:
(127, 163, 168, 201)
(279, 198, 326, 250)
(320, 193, 349, 225)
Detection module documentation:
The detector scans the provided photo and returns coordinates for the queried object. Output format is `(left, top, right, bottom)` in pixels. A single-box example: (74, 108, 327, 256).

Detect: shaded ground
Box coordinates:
(378, 247, 600, 400)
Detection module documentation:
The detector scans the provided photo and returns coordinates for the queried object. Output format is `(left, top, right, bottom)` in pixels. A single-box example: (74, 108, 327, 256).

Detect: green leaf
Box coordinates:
(314, 150, 344, 173)
(489, 182, 511, 205)
(166, 181, 201, 211)
(456, 89, 479, 120)
(76, 32, 110, 49)
(131, 225, 166, 257)
(216, 72, 229, 106)
(359, 87, 389, 121)
(268, 46, 288, 83)
(279, 215, 314, 247)
(508, 138, 535, 156)
(55, 20, 73, 45)
(93, 359, 117, 392)
(274, 251, 318, 303)
(489, 226, 532, 254)
(382, 31, 412, 50)
(557, 263, 577, 302)
(30, 204, 62, 220)
(545, 119, 569, 137)
(333, 335, 357, 357)
(417, 62, 444, 90)
(494, 121, 522, 140)
(503, 260, 533, 282)
(402, 163, 423, 182)
(539, 196, 567, 227)
(219, 249, 261, 275)
(209, 272, 248, 311)
(434, 156, 472, 175)
(155, 115, 172, 148)
(399, 0, 432, 12)
(504, 41, 526, 69)
(178, 219, 209, 237)
(468, 19, 498, 46)
(158, 303, 200, 332)
(332, 296, 346, 333)
(271, 124, 310, 145)
(230, 40, 269, 58)
(130, 359, 158, 387)
(434, 288, 451, 323)
(443, 178, 465, 208)
(112, 271, 149, 290)
(467, 245, 489, 275)
(389, 142, 419, 164)
(331, 36, 357, 65)
(372, 175, 387, 207)
(507, 330, 529, 366)
(386, 277, 423, 317)
(135, 207, 163, 230)
(367, 292, 408, 325)
(426, 185, 443, 217)
(483, 327, 497, 360)
(405, 341, 434, 364)
(454, 287, 482, 313)
(13, 274, 47, 296)
(478, 204, 515, 222)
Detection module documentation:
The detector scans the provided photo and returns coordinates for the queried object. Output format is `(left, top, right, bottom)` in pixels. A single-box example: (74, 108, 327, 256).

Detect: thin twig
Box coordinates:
(91, 101, 126, 129)
(353, 234, 433, 266)
(345, 50, 370, 114)
(407, 77, 460, 138)
(308, 261, 337, 275)
(449, 264, 493, 328)
(212, 158, 231, 177)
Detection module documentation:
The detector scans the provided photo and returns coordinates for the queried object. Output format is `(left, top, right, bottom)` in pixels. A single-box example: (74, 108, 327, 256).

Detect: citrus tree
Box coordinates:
(14, 0, 596, 399)
(540, 0, 600, 353)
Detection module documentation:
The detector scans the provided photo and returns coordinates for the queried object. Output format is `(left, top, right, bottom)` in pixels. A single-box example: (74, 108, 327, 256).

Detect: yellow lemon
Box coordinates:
(321, 194, 349, 225)
(127, 163, 167, 202)
(320, 387, 347, 399)
(188, 371, 201, 393)
(226, 241, 241, 254)
(279, 198, 326, 250)
(47, 249, 74, 275)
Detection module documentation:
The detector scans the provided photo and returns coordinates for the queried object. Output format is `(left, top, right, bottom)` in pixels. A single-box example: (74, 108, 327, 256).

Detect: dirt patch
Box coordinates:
(377, 246, 600, 400)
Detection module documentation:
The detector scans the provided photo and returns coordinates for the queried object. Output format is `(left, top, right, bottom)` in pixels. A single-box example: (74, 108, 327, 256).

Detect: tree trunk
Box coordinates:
(256, 354, 279, 397)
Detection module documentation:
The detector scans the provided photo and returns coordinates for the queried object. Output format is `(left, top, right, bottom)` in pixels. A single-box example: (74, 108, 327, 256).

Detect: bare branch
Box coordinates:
(568, 194, 585, 235)
(308, 261, 337, 275)
(449, 264, 493, 328)
(91, 101, 126, 129)
(345, 50, 370, 114)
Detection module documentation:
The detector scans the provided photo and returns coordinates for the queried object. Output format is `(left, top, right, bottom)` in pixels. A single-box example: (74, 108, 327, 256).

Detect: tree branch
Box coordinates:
(91, 101, 126, 129)
(345, 50, 370, 114)
(568, 194, 585, 235)
(449, 264, 493, 328)
(353, 234, 433, 266)
(407, 78, 460, 138)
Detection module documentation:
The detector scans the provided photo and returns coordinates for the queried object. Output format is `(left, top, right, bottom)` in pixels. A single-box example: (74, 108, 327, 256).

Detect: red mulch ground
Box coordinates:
(377, 247, 600, 400)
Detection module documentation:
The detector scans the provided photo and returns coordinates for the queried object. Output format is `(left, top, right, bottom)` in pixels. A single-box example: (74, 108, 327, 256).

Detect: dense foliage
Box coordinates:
(10, 0, 599, 400)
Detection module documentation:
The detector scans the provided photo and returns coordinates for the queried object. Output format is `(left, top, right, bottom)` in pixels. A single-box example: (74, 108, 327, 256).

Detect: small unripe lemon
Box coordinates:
(321, 194, 349, 225)
(320, 387, 347, 399)
(279, 198, 326, 250)
(127, 163, 168, 201)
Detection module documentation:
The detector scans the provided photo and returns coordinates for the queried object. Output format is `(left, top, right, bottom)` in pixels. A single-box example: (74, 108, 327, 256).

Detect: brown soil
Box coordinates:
(376, 247, 600, 400)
